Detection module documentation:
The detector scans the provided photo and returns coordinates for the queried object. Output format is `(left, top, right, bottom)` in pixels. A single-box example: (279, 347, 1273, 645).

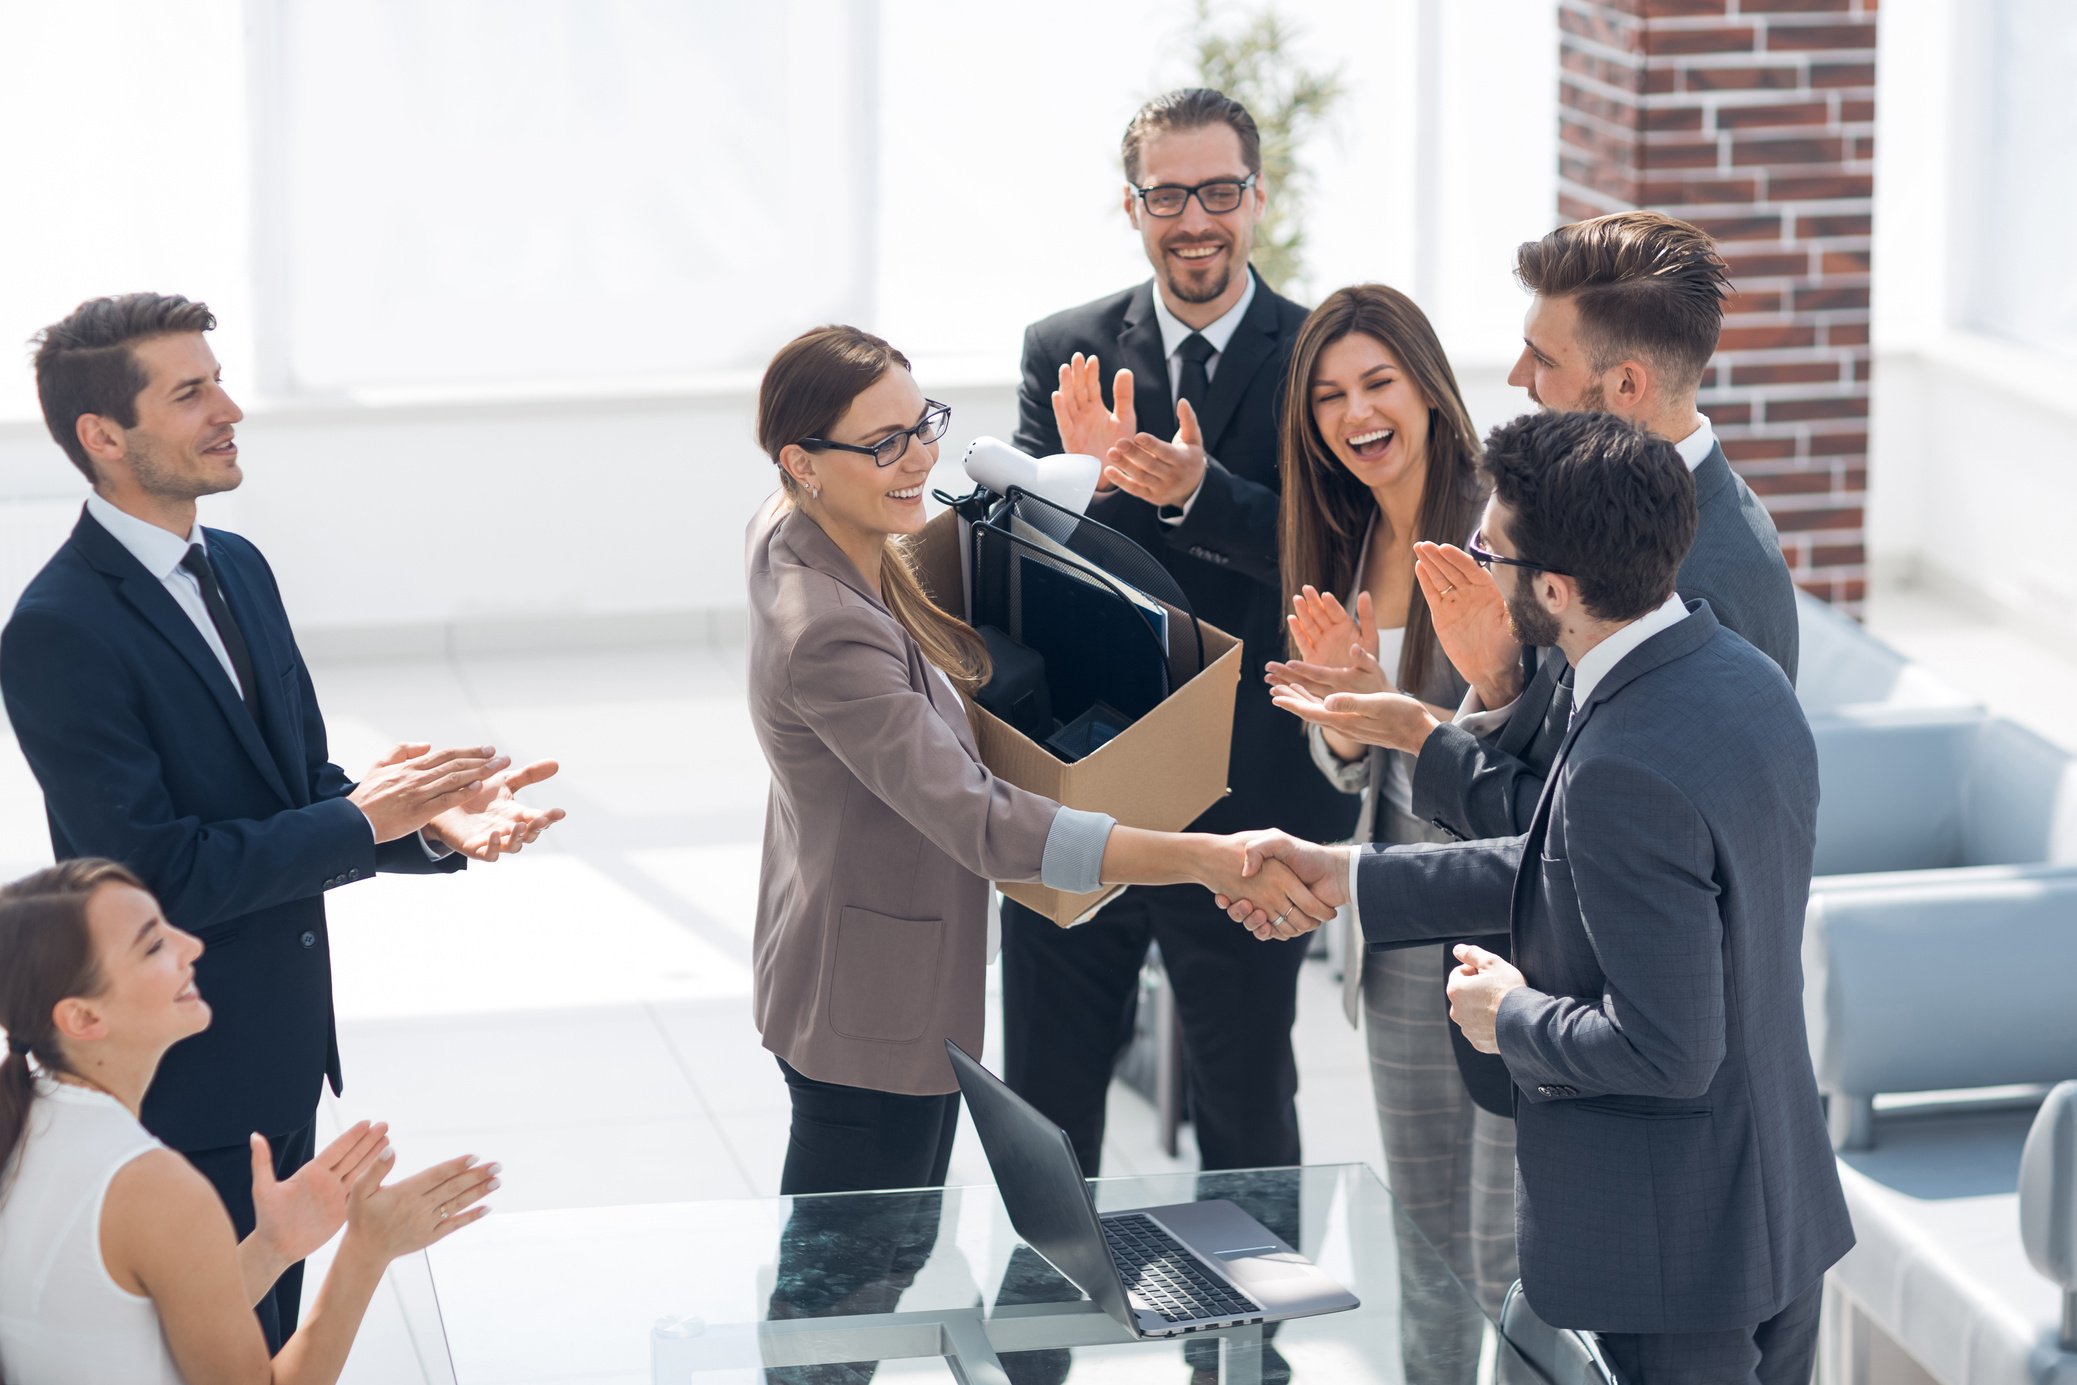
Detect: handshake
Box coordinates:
(1183, 830, 1351, 940)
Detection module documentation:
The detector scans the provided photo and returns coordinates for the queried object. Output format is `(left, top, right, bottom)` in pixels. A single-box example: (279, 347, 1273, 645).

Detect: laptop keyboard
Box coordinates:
(1102, 1213, 1261, 1324)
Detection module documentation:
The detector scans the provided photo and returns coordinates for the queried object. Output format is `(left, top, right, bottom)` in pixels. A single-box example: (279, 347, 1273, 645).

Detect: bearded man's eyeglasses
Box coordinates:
(1468, 529, 1571, 578)
(798, 401, 951, 469)
(1133, 175, 1257, 218)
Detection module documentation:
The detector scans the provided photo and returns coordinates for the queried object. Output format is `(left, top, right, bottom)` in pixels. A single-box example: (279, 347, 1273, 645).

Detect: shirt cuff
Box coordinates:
(418, 828, 456, 861)
(1455, 683, 1518, 737)
(1040, 807, 1115, 894)
(1348, 847, 1363, 931)
(1155, 475, 1207, 526)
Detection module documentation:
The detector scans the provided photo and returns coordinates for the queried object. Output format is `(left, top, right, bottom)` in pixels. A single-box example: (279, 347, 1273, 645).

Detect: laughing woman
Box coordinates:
(747, 324, 1330, 1199)
(0, 859, 496, 1385)
(1261, 284, 1516, 1366)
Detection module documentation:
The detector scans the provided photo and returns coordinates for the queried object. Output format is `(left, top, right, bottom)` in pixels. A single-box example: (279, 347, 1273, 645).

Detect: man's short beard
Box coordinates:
(126, 440, 234, 502)
(1504, 580, 1563, 649)
(1163, 262, 1232, 305)
(1574, 377, 1609, 413)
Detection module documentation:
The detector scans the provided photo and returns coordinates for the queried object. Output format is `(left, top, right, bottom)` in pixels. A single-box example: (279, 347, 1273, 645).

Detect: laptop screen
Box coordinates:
(946, 1041, 1137, 1328)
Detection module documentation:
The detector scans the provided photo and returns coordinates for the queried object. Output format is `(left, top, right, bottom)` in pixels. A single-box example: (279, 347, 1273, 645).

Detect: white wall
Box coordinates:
(0, 1, 1558, 648)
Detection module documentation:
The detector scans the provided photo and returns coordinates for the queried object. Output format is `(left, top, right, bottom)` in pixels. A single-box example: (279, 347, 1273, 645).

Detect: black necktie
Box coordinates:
(1175, 332, 1216, 415)
(179, 544, 259, 715)
(1542, 664, 1577, 748)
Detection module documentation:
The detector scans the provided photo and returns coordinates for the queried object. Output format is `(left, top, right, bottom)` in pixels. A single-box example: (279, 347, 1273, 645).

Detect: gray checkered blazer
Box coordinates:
(1355, 603, 1854, 1335)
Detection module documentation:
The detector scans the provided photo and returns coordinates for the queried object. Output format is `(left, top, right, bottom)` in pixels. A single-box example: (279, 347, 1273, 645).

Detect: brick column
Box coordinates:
(1556, 0, 1877, 606)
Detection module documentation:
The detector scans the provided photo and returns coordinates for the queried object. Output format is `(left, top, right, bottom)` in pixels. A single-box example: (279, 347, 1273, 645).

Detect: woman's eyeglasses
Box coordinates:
(1132, 175, 1257, 218)
(799, 401, 951, 468)
(1467, 529, 1570, 578)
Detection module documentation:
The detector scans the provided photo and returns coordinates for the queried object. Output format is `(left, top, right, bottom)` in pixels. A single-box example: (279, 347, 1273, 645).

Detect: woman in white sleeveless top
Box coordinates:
(0, 859, 498, 1384)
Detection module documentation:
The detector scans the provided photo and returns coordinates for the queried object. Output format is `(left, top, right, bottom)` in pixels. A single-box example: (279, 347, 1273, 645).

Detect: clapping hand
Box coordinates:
(344, 1147, 500, 1262)
(1104, 397, 1210, 508)
(1414, 542, 1523, 708)
(425, 758, 567, 861)
(1265, 586, 1391, 701)
(1212, 831, 1353, 941)
(1053, 354, 1138, 469)
(250, 1120, 391, 1270)
(349, 743, 511, 843)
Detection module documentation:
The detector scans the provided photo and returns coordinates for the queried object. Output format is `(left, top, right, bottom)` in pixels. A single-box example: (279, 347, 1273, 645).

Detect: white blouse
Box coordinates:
(0, 1076, 186, 1384)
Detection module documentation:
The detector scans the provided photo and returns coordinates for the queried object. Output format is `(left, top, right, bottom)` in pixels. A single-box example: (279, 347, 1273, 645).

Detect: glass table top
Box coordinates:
(424, 1163, 1526, 1384)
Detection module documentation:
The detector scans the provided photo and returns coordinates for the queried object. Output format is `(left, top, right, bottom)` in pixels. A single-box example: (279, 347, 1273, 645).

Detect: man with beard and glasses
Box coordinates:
(1225, 411, 1853, 1385)
(999, 87, 1354, 1185)
(1, 293, 565, 1350)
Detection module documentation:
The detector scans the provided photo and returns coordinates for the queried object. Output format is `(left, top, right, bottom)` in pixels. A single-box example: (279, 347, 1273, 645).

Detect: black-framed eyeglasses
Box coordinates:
(1468, 529, 1571, 578)
(799, 401, 951, 469)
(1133, 174, 1257, 218)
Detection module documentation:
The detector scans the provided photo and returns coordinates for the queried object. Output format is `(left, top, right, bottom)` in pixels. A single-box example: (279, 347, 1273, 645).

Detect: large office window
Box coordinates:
(263, 1, 878, 393)
(1961, 0, 2077, 361)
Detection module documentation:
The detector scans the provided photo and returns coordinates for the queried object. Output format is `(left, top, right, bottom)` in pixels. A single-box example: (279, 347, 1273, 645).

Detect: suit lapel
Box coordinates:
(1193, 277, 1283, 449)
(205, 537, 310, 804)
(1507, 603, 1723, 938)
(1118, 284, 1174, 439)
(72, 512, 295, 805)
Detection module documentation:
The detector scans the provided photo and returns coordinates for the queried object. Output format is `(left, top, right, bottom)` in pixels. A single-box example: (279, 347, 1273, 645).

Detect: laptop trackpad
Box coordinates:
(1139, 1199, 1359, 1317)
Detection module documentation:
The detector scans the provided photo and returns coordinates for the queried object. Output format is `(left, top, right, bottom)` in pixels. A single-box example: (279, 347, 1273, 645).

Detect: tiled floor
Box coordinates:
(0, 578, 2065, 1380)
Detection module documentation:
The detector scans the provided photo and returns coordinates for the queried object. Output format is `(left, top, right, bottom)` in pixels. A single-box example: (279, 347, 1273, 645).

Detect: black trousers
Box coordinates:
(770, 1060, 960, 1385)
(182, 1118, 318, 1354)
(1000, 882, 1309, 1175)
(776, 1057, 962, 1196)
(1597, 1278, 1825, 1385)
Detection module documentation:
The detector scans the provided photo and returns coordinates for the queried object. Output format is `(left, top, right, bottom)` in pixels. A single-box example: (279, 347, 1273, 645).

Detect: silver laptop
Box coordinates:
(947, 1040, 1359, 1338)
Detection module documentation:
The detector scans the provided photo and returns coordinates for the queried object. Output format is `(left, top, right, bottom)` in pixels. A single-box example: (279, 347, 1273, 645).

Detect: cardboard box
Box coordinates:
(912, 508, 1242, 926)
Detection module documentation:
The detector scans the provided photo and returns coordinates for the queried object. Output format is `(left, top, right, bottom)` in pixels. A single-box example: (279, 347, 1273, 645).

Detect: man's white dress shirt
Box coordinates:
(1147, 270, 1258, 523)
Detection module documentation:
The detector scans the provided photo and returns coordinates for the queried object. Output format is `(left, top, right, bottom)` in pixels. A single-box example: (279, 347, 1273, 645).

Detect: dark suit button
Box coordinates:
(1557, 1086, 1577, 1097)
(300, 931, 317, 948)
(347, 868, 361, 880)
(1536, 1085, 1555, 1097)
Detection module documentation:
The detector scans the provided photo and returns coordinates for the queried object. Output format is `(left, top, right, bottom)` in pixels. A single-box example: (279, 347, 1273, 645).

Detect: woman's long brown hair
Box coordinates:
(0, 860, 141, 1199)
(757, 326, 991, 689)
(1276, 285, 1485, 694)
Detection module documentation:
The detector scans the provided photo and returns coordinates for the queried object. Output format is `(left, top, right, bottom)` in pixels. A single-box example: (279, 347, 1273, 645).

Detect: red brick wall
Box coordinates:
(1556, 0, 1877, 606)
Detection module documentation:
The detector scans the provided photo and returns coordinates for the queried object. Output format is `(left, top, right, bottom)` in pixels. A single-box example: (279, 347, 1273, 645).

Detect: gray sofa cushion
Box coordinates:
(1831, 1103, 2077, 1385)
(1795, 591, 1978, 721)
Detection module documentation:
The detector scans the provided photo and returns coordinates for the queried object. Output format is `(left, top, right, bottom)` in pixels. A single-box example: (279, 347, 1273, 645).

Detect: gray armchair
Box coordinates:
(1805, 712, 2077, 1148)
(1794, 590, 1979, 724)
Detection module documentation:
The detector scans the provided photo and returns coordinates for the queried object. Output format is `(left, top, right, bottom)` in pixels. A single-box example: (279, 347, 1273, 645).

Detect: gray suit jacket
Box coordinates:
(1356, 604, 1854, 1333)
(1410, 441, 1799, 842)
(745, 495, 1069, 1096)
(1409, 442, 1802, 1112)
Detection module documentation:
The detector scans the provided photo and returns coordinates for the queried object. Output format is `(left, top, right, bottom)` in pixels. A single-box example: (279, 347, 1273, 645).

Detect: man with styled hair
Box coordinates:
(1001, 87, 1354, 1180)
(1231, 410, 1853, 1383)
(1, 292, 564, 1348)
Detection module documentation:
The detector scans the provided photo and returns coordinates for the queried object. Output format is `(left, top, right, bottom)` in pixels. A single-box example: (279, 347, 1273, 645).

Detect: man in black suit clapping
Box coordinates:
(1, 294, 566, 1349)
(1003, 88, 1354, 1176)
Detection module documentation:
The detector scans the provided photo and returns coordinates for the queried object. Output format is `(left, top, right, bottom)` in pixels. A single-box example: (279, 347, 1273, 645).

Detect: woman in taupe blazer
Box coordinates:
(748, 325, 1328, 1197)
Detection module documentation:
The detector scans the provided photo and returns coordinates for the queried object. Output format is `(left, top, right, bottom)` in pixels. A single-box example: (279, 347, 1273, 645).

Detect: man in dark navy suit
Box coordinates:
(0, 294, 565, 1348)
(1001, 89, 1354, 1179)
